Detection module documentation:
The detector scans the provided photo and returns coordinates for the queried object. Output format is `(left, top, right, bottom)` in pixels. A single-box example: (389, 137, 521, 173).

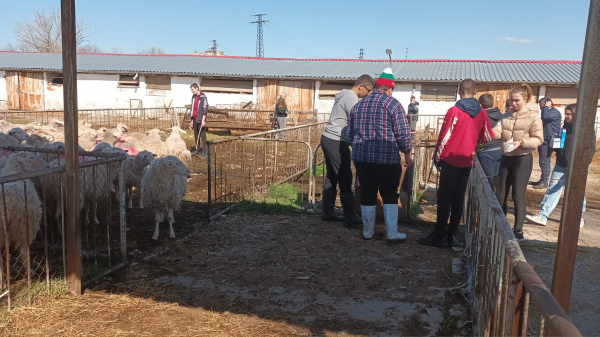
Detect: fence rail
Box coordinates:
(466, 155, 581, 337)
(0, 146, 126, 313)
(206, 122, 326, 219)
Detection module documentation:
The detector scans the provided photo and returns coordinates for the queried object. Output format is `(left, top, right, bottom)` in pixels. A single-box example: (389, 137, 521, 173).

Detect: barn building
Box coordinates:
(0, 51, 591, 117)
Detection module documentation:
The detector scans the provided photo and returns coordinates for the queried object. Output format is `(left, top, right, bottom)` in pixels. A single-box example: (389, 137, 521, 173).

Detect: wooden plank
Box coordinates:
(5, 72, 20, 110)
(19, 72, 45, 110)
(61, 0, 82, 296)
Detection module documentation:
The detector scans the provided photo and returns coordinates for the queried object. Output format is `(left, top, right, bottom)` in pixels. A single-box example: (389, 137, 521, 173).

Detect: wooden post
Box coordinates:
(552, 0, 600, 312)
(61, 0, 82, 296)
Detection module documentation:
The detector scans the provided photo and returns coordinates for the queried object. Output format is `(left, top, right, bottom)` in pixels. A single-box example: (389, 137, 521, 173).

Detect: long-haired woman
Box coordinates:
(493, 85, 543, 241)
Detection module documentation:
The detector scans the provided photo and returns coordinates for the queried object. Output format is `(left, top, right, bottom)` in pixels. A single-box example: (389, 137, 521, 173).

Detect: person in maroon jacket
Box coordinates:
(418, 79, 493, 248)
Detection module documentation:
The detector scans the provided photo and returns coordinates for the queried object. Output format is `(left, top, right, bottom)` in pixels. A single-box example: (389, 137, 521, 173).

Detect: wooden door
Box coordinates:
(276, 80, 314, 112)
(18, 72, 45, 110)
(5, 71, 20, 110)
(476, 85, 512, 110)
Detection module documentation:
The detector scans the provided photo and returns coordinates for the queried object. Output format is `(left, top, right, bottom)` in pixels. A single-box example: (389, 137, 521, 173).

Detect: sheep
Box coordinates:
(78, 128, 99, 151)
(124, 150, 155, 209)
(141, 156, 189, 240)
(0, 153, 49, 290)
(8, 128, 29, 142)
(142, 129, 169, 157)
(165, 126, 191, 161)
(113, 135, 143, 154)
(23, 134, 50, 147)
(93, 142, 112, 152)
(0, 133, 21, 148)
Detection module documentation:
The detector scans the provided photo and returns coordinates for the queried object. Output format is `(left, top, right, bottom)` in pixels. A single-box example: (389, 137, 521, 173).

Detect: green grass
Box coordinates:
(304, 163, 326, 177)
(0, 278, 69, 322)
(410, 191, 424, 219)
(234, 183, 305, 214)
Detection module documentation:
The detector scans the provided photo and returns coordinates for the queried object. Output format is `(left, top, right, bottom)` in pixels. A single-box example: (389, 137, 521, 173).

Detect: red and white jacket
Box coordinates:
(434, 102, 494, 168)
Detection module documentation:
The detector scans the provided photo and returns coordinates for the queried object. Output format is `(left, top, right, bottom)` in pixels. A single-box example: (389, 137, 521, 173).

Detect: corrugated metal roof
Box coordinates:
(0, 52, 582, 84)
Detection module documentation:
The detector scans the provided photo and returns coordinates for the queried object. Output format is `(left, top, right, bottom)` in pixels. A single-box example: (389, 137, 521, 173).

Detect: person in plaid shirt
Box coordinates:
(348, 67, 413, 243)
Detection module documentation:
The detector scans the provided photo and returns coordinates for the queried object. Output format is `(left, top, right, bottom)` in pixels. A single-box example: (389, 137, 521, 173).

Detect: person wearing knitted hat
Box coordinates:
(347, 67, 413, 243)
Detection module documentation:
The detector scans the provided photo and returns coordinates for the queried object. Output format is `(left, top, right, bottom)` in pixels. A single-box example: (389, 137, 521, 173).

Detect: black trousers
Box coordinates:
(497, 154, 533, 232)
(435, 161, 471, 237)
(192, 117, 207, 154)
(354, 162, 402, 206)
(321, 135, 353, 194)
(538, 142, 552, 184)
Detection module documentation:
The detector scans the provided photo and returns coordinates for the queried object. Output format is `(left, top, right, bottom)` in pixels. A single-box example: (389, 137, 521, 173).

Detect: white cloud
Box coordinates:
(500, 36, 534, 44)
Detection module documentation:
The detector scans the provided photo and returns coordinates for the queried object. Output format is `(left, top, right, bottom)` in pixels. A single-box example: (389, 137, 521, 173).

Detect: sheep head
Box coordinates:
(8, 128, 29, 142)
(163, 156, 190, 177)
(12, 152, 50, 173)
(116, 123, 129, 133)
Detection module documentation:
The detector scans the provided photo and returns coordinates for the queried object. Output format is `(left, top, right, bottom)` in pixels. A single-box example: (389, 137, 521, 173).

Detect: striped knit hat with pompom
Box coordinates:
(376, 67, 395, 89)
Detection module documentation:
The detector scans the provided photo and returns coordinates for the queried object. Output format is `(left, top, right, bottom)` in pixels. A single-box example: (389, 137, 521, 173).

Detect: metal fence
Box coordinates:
(206, 122, 326, 219)
(0, 146, 126, 312)
(465, 155, 581, 337)
(1, 108, 184, 133)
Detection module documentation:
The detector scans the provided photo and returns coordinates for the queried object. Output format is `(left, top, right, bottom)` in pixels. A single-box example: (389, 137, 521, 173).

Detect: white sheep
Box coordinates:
(23, 134, 50, 147)
(165, 126, 191, 161)
(124, 150, 155, 209)
(142, 129, 169, 157)
(0, 153, 49, 290)
(141, 156, 189, 240)
(78, 128, 99, 151)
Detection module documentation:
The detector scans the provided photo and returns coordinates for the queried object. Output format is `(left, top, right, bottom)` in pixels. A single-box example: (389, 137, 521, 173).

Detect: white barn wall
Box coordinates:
(0, 71, 6, 110)
(204, 92, 253, 107)
(44, 73, 64, 110)
(171, 76, 201, 107)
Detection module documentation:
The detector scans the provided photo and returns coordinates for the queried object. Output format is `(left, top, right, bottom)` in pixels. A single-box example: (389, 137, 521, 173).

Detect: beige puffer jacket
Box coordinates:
(493, 103, 543, 156)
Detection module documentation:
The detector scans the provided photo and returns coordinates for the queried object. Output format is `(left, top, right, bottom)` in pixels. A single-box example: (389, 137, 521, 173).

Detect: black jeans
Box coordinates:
(321, 135, 353, 194)
(354, 162, 402, 206)
(192, 117, 207, 154)
(538, 142, 552, 185)
(434, 161, 471, 237)
(497, 154, 533, 232)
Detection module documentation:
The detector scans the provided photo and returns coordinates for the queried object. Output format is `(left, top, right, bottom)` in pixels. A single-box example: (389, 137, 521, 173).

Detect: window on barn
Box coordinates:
(421, 84, 457, 102)
(201, 78, 253, 94)
(118, 74, 140, 88)
(319, 81, 355, 98)
(47, 73, 63, 86)
(146, 75, 171, 90)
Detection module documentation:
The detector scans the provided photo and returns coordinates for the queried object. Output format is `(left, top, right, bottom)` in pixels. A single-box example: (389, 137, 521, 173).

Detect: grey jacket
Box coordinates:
(322, 89, 359, 142)
(190, 93, 208, 119)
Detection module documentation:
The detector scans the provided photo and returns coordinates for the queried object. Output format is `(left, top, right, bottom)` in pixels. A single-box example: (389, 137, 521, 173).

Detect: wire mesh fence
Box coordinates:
(0, 146, 126, 313)
(465, 155, 581, 337)
(206, 122, 326, 219)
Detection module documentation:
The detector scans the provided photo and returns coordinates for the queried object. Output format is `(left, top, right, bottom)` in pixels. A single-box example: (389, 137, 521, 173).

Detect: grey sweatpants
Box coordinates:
(277, 116, 287, 139)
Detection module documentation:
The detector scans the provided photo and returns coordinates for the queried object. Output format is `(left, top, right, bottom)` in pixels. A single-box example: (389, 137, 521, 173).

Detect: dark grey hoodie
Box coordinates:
(322, 89, 359, 143)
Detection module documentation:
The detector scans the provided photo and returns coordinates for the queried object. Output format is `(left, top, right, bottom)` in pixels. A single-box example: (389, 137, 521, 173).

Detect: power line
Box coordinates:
(359, 48, 364, 59)
(267, 19, 313, 55)
(251, 14, 268, 57)
(264, 23, 310, 58)
(262, 26, 308, 58)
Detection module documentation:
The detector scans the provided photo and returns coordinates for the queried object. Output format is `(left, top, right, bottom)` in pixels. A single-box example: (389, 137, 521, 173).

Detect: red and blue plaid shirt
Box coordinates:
(347, 90, 412, 164)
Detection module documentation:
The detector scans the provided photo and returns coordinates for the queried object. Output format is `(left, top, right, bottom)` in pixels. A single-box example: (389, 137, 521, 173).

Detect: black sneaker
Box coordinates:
(533, 182, 548, 190)
(528, 180, 541, 186)
(417, 233, 448, 248)
(513, 230, 525, 242)
(447, 235, 458, 248)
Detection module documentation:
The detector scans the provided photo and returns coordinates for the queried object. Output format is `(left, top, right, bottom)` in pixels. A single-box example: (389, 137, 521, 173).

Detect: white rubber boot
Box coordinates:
(383, 204, 406, 242)
(361, 205, 376, 239)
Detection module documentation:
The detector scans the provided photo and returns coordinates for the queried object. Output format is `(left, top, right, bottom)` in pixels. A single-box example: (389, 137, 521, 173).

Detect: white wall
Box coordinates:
(205, 92, 253, 107)
(44, 73, 64, 110)
(171, 76, 201, 107)
(318, 98, 335, 113)
(0, 71, 7, 110)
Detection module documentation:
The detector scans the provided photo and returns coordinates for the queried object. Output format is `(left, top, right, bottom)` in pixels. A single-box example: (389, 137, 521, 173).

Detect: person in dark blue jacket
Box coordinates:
(530, 97, 561, 189)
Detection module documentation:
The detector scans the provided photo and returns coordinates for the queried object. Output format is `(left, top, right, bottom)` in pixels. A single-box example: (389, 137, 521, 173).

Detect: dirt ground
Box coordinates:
(0, 210, 472, 336)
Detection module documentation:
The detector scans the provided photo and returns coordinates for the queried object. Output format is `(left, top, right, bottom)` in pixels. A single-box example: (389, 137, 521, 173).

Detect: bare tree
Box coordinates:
(109, 47, 124, 54)
(78, 44, 102, 53)
(13, 7, 91, 52)
(137, 46, 166, 55)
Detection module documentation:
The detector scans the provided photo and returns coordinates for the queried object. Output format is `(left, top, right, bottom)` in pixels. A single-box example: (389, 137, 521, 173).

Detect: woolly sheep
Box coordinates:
(0, 133, 22, 148)
(78, 128, 99, 151)
(141, 156, 189, 240)
(0, 153, 49, 290)
(142, 129, 169, 157)
(165, 126, 191, 161)
(23, 134, 50, 147)
(124, 150, 155, 209)
(8, 128, 29, 142)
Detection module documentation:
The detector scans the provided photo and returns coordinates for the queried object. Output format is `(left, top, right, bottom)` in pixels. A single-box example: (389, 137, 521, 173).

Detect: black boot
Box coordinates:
(340, 192, 362, 225)
(322, 188, 343, 221)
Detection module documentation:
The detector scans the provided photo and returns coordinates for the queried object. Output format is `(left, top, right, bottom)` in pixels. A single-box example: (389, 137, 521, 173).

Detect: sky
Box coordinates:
(0, 0, 592, 61)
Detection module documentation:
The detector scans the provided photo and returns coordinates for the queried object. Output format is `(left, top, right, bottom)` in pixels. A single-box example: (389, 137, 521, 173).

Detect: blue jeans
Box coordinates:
(540, 165, 586, 218)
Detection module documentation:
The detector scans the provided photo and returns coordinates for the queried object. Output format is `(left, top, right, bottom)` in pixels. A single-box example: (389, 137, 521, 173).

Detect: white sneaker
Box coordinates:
(580, 218, 585, 228)
(526, 213, 547, 226)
